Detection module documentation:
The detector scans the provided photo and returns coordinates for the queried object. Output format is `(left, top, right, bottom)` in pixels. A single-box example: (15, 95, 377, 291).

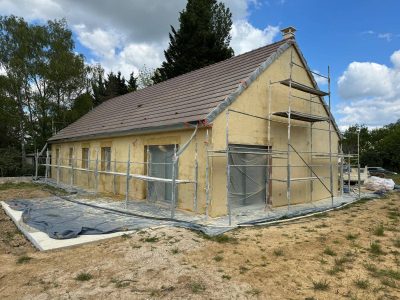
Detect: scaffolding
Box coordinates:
(205, 48, 361, 225)
(39, 125, 200, 219)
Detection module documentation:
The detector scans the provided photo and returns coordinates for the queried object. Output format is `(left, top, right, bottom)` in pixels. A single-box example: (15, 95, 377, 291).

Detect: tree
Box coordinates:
(342, 120, 400, 172)
(0, 16, 89, 168)
(137, 66, 154, 89)
(127, 72, 138, 92)
(152, 0, 234, 83)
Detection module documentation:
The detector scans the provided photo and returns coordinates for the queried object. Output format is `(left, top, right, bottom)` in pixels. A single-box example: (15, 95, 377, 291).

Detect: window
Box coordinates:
(82, 148, 89, 169)
(68, 148, 73, 166)
(101, 147, 111, 171)
(55, 148, 60, 165)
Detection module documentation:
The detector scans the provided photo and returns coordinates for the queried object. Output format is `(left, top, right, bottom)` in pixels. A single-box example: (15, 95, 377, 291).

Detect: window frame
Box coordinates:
(101, 147, 112, 171)
(82, 148, 89, 169)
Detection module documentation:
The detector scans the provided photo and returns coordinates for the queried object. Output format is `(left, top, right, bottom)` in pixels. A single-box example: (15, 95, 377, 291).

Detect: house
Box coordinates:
(48, 27, 340, 219)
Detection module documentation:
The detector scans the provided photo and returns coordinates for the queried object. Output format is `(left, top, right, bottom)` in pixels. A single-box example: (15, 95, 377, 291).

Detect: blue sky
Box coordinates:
(1, 0, 399, 129)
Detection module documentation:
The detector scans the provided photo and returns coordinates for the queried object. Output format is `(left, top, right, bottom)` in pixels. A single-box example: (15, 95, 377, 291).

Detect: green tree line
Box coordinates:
(342, 121, 400, 172)
(0, 0, 234, 176)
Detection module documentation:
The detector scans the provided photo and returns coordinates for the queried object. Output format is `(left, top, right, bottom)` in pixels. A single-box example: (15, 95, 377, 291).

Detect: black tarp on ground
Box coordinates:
(6, 197, 230, 239)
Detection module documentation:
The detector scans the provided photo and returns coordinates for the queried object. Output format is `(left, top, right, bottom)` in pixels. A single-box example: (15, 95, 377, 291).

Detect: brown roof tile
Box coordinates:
(49, 39, 290, 142)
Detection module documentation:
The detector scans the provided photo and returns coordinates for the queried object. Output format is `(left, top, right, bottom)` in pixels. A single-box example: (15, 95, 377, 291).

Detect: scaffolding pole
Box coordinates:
(357, 130, 361, 199)
(95, 149, 99, 193)
(328, 66, 334, 207)
(170, 145, 178, 218)
(287, 48, 293, 211)
(125, 144, 131, 209)
(205, 129, 210, 219)
(194, 135, 198, 212)
(226, 110, 232, 225)
(45, 149, 49, 182)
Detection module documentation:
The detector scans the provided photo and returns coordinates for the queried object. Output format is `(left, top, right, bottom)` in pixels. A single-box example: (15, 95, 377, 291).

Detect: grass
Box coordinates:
(393, 237, 400, 248)
(346, 233, 359, 241)
(16, 255, 32, 264)
(273, 248, 284, 256)
(188, 281, 206, 293)
(75, 272, 93, 281)
(323, 247, 337, 256)
(312, 279, 330, 291)
(0, 181, 69, 195)
(369, 241, 384, 255)
(199, 233, 238, 244)
(213, 255, 223, 262)
(245, 288, 261, 296)
(373, 224, 385, 236)
(141, 236, 159, 243)
(221, 274, 231, 280)
(171, 247, 179, 254)
(354, 278, 370, 289)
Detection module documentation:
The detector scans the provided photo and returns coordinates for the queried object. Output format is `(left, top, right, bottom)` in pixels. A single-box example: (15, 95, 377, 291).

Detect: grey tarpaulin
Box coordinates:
(228, 145, 269, 209)
(6, 197, 231, 239)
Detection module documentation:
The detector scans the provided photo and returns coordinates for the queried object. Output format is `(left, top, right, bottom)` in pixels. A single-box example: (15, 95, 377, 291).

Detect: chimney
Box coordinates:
(281, 26, 296, 40)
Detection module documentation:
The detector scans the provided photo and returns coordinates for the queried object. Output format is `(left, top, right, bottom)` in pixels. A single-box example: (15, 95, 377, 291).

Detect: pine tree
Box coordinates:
(152, 0, 233, 83)
(127, 72, 138, 92)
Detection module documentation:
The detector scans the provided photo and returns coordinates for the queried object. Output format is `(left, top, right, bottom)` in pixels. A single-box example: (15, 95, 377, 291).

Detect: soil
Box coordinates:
(0, 184, 399, 299)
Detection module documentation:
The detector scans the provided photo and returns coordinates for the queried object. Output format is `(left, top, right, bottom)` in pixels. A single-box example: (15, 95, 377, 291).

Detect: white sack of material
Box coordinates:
(364, 176, 395, 191)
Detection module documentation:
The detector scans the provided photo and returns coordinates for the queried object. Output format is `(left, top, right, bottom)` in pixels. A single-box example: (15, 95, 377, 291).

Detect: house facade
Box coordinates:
(49, 29, 340, 217)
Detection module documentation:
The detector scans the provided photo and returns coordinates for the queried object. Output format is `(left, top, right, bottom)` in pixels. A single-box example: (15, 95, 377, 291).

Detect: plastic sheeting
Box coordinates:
(147, 145, 176, 203)
(5, 197, 230, 239)
(228, 145, 269, 209)
(364, 176, 395, 191)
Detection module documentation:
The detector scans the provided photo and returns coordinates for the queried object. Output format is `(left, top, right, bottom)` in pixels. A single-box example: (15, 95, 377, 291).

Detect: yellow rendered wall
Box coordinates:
(209, 45, 339, 216)
(50, 128, 208, 214)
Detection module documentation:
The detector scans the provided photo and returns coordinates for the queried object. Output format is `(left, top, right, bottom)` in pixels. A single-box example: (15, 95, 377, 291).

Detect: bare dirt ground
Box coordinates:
(0, 184, 399, 299)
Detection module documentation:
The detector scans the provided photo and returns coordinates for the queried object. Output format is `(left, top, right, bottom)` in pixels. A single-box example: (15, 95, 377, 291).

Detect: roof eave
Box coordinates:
(48, 121, 206, 144)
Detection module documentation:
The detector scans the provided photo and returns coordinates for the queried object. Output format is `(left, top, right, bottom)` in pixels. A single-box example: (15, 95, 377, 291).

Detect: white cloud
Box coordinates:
(231, 21, 280, 54)
(378, 32, 393, 42)
(0, 0, 281, 77)
(391, 50, 400, 69)
(337, 50, 400, 127)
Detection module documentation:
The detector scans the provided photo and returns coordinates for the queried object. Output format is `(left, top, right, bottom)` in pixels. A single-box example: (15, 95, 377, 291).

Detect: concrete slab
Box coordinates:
(1, 201, 138, 251)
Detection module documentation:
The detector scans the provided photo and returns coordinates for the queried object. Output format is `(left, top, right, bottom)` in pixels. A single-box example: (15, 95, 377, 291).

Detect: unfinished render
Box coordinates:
(44, 28, 351, 223)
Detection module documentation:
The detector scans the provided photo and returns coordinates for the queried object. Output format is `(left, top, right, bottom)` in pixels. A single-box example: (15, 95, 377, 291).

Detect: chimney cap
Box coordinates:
(281, 26, 296, 39)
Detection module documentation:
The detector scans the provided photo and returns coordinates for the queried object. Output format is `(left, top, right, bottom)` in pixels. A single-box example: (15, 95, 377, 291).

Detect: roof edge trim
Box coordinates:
(48, 122, 203, 144)
(204, 41, 292, 124)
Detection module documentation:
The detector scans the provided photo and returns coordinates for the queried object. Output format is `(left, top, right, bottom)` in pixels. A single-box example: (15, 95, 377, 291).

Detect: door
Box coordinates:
(147, 145, 177, 203)
(228, 144, 270, 208)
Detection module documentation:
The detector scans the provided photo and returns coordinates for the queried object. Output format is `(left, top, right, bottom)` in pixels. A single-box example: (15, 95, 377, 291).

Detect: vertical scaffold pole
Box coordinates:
(194, 135, 198, 212)
(125, 144, 131, 209)
(87, 154, 90, 188)
(57, 152, 60, 185)
(347, 154, 351, 189)
(45, 149, 49, 182)
(268, 81, 272, 144)
(170, 145, 177, 218)
(205, 129, 210, 219)
(357, 131, 361, 200)
(34, 149, 39, 180)
(226, 110, 232, 225)
(287, 49, 293, 211)
(340, 144, 344, 197)
(113, 150, 117, 195)
(328, 66, 334, 207)
(310, 93, 313, 204)
(70, 147, 75, 186)
(95, 149, 99, 193)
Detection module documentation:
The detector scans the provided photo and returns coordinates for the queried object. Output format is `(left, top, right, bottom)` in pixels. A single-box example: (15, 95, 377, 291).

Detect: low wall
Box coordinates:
(0, 177, 32, 184)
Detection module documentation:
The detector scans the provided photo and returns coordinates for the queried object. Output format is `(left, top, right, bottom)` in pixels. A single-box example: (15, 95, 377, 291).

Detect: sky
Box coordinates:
(0, 0, 399, 129)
